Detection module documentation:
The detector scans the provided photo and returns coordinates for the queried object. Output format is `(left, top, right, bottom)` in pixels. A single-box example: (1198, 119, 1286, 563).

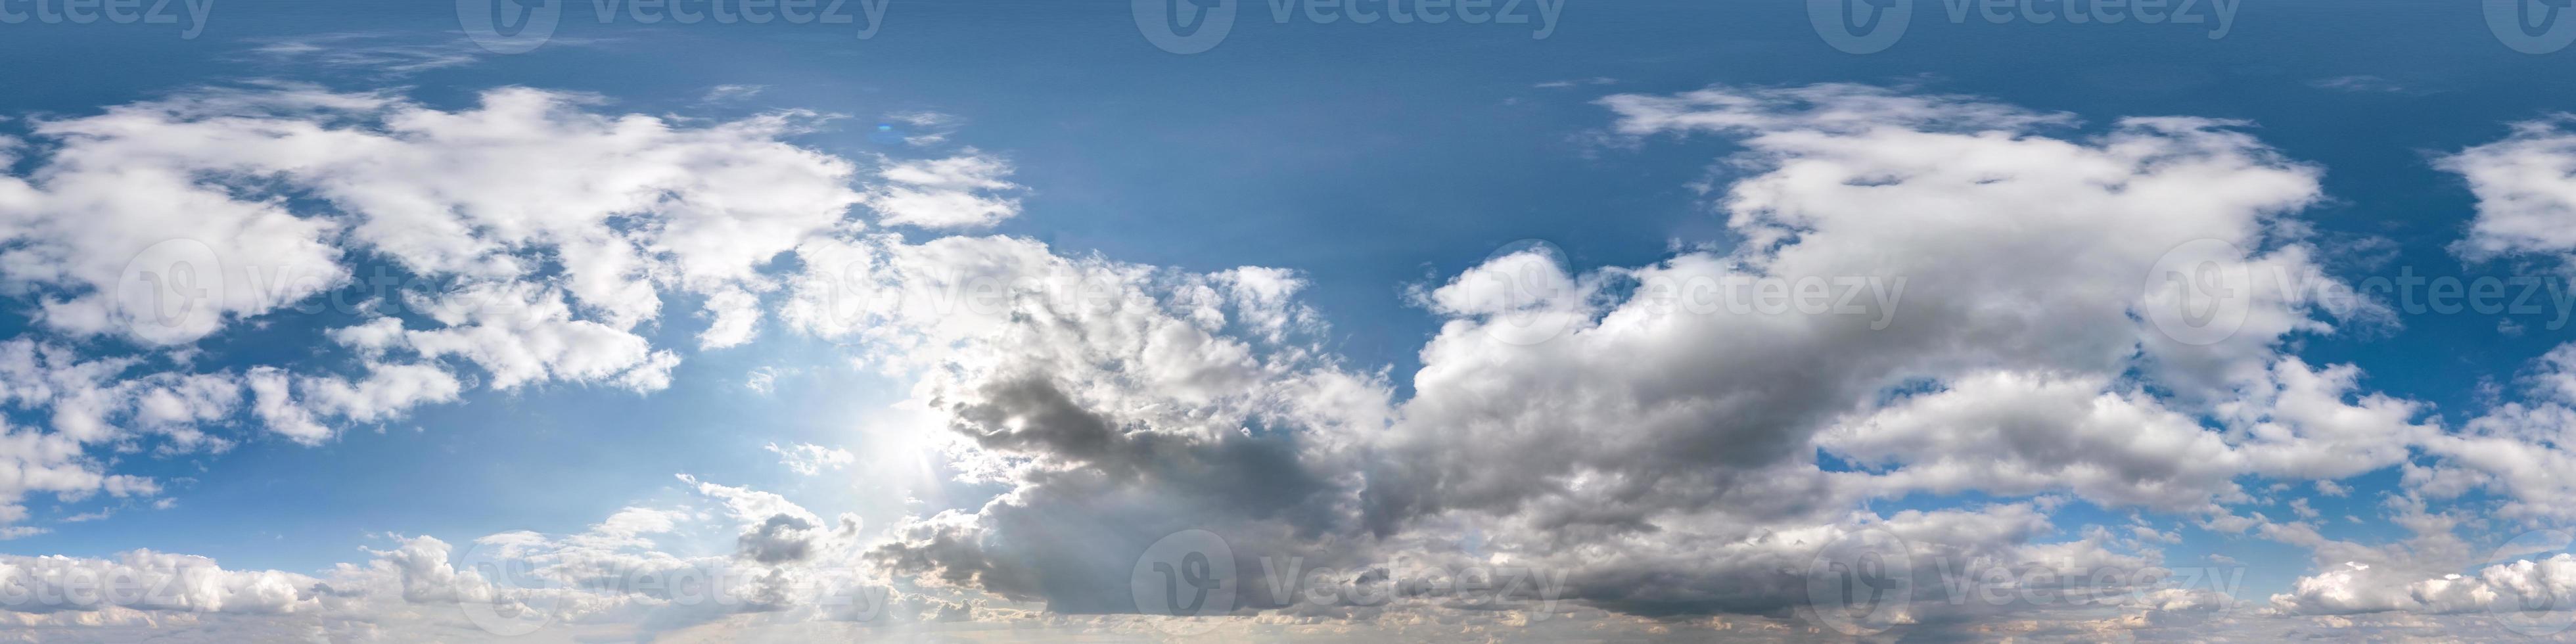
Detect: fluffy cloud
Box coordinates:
(862, 152, 1024, 229)
(0, 85, 869, 455)
(1371, 84, 2348, 545)
(0, 85, 885, 542)
(2420, 123, 2576, 524)
(1818, 370, 2250, 512)
(2441, 115, 2576, 261)
(7, 81, 2559, 641)
(2254, 496, 2576, 623)
(759, 84, 2425, 639)
(0, 477, 911, 641)
(0, 550, 324, 615)
(777, 231, 1387, 612)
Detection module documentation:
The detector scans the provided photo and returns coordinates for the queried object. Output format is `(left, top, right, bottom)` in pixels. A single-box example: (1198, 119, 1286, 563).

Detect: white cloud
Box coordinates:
(0, 85, 875, 450)
(863, 152, 1024, 229)
(4, 81, 2558, 640)
(702, 84, 766, 102)
(0, 549, 324, 614)
(764, 442, 854, 475)
(244, 33, 488, 76)
(2441, 116, 2576, 261)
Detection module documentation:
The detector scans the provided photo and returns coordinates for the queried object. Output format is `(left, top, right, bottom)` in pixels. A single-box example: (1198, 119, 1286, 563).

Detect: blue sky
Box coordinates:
(6, 0, 2576, 641)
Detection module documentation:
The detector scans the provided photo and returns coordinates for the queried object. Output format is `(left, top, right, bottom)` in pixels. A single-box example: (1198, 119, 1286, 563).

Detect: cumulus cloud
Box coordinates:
(0, 549, 325, 615)
(2418, 122, 2576, 523)
(758, 84, 2466, 638)
(5, 81, 2555, 641)
(0, 85, 866, 451)
(1371, 84, 2348, 542)
(0, 477, 912, 641)
(2442, 115, 2576, 262)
